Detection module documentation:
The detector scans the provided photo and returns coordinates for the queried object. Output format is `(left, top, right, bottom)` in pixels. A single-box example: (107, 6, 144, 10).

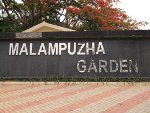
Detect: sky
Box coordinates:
(16, 0, 150, 30)
(117, 0, 150, 30)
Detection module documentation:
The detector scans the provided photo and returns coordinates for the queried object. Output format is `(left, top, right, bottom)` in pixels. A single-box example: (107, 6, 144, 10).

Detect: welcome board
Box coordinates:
(0, 31, 150, 78)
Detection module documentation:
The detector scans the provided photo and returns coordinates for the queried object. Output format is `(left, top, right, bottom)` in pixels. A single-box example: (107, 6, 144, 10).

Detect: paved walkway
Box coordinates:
(0, 82, 150, 113)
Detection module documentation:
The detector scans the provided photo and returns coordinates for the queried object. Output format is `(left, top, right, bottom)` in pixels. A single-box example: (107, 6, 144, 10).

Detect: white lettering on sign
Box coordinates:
(59, 43, 67, 55)
(77, 43, 86, 55)
(38, 43, 47, 55)
(9, 43, 19, 55)
(19, 43, 28, 55)
(30, 43, 36, 55)
(77, 59, 138, 73)
(88, 60, 98, 73)
(86, 42, 95, 55)
(99, 60, 108, 73)
(9, 42, 105, 56)
(77, 60, 87, 73)
(8, 42, 139, 75)
(68, 42, 76, 55)
(109, 60, 118, 72)
(48, 43, 58, 55)
(120, 60, 128, 72)
(96, 42, 105, 54)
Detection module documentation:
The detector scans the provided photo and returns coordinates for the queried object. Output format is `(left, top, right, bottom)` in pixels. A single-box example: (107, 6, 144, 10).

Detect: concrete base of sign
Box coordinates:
(0, 81, 150, 86)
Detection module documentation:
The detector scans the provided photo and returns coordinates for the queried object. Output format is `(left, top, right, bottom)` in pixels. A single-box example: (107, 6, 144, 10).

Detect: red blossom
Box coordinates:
(41, 0, 45, 4)
(34, 0, 37, 3)
(66, 7, 79, 15)
(83, 6, 89, 12)
(97, 0, 106, 7)
(64, 0, 147, 30)
(98, 17, 108, 26)
(50, 0, 56, 4)
(99, 26, 115, 30)
(40, 0, 46, 11)
(42, 4, 46, 11)
(66, 7, 72, 12)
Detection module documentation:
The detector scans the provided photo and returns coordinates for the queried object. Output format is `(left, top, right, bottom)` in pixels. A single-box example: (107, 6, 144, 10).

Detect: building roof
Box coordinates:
(23, 21, 75, 32)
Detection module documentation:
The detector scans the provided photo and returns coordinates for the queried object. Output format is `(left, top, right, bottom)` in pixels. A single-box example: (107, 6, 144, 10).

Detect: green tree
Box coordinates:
(0, 0, 148, 32)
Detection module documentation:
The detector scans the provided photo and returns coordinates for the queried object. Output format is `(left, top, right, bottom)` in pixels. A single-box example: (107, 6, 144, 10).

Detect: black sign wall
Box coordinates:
(0, 31, 150, 78)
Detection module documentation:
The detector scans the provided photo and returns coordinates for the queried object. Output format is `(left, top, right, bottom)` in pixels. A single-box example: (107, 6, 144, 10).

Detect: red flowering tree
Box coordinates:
(65, 0, 147, 30)
(0, 0, 147, 32)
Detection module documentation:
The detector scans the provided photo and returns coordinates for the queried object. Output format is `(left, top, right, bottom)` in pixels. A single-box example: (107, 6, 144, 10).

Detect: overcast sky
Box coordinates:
(117, 0, 150, 30)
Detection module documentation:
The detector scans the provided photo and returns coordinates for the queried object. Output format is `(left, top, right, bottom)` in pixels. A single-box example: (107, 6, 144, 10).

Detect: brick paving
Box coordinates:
(0, 82, 150, 113)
